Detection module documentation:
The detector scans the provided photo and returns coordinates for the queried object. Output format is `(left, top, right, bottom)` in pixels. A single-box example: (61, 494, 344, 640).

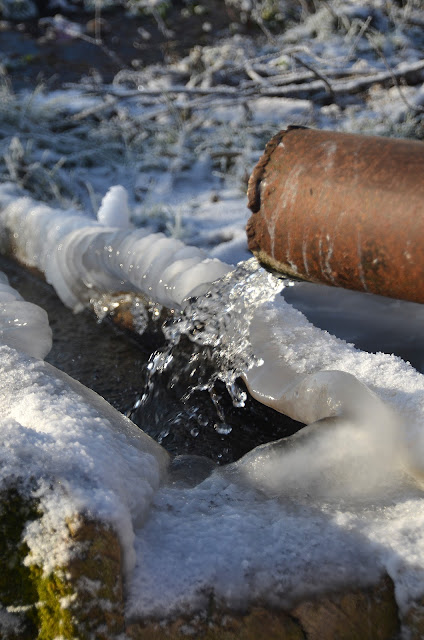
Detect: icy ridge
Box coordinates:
(0, 183, 231, 312)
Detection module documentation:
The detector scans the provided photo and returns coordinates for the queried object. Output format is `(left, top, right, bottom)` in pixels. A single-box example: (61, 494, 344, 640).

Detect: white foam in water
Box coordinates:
(2, 183, 424, 629)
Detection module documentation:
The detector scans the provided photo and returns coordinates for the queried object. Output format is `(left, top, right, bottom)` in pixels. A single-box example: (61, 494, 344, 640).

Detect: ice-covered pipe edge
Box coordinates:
(233, 297, 424, 501)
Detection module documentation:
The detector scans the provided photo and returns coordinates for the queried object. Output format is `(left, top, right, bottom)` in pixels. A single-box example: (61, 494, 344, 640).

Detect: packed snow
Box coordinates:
(1, 0, 424, 635)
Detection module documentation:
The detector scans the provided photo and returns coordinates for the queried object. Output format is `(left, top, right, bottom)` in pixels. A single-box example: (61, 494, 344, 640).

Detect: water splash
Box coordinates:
(91, 288, 169, 339)
(135, 258, 288, 442)
(164, 258, 286, 393)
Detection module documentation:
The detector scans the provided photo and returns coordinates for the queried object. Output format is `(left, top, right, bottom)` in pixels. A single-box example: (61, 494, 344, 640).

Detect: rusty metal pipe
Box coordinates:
(246, 127, 424, 303)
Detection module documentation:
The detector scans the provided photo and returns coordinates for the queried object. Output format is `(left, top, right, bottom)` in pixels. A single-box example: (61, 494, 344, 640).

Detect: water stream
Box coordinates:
(0, 254, 303, 464)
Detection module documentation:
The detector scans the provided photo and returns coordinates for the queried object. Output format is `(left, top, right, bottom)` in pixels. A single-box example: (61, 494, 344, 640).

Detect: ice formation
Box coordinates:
(0, 183, 231, 312)
(2, 182, 424, 631)
(0, 271, 52, 359)
(97, 184, 131, 228)
(240, 299, 409, 500)
(0, 0, 423, 633)
(0, 270, 168, 577)
(127, 290, 424, 620)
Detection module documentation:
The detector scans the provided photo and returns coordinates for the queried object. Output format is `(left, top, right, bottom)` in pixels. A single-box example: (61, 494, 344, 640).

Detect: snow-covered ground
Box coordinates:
(0, 0, 423, 262)
(1, 0, 424, 635)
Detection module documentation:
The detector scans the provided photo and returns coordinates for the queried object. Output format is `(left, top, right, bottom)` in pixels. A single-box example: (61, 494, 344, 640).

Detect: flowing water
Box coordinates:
(0, 254, 303, 464)
(127, 259, 306, 463)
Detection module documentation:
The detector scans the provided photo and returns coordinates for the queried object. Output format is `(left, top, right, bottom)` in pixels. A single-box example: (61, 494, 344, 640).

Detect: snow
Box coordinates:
(97, 184, 131, 229)
(127, 476, 384, 619)
(248, 97, 313, 125)
(1, 0, 424, 633)
(2, 233, 424, 624)
(0, 283, 168, 575)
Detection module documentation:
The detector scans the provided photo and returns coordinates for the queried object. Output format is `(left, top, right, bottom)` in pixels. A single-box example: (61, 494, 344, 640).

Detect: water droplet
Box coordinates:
(214, 423, 232, 435)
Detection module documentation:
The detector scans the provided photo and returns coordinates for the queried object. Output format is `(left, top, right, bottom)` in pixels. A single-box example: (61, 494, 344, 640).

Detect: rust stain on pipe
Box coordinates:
(246, 127, 424, 303)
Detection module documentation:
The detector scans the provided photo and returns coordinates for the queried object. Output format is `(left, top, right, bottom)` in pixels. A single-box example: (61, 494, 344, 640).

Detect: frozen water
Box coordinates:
(126, 289, 424, 620)
(283, 281, 424, 374)
(2, 184, 424, 622)
(0, 271, 52, 359)
(97, 185, 131, 228)
(2, 174, 424, 634)
(163, 258, 285, 390)
(1, 0, 424, 631)
(0, 184, 231, 312)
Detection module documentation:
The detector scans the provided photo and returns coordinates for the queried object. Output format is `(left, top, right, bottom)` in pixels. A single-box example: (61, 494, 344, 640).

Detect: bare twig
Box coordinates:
(151, 6, 174, 38)
(94, 0, 102, 45)
(244, 61, 270, 86)
(344, 15, 372, 62)
(370, 46, 424, 114)
(291, 54, 334, 96)
(330, 59, 424, 95)
(136, 85, 246, 97)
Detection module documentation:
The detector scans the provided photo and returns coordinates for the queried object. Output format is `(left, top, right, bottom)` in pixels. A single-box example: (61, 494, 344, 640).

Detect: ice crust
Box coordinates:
(0, 270, 168, 577)
(0, 183, 230, 312)
(1, 184, 424, 628)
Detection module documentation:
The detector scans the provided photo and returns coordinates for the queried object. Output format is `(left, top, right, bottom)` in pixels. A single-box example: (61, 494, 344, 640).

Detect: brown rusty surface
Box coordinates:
(247, 127, 424, 303)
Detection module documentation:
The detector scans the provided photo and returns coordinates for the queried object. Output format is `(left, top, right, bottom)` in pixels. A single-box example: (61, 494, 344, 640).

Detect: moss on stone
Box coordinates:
(65, 516, 125, 639)
(29, 565, 77, 640)
(0, 486, 40, 639)
(0, 487, 125, 640)
(0, 486, 81, 639)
